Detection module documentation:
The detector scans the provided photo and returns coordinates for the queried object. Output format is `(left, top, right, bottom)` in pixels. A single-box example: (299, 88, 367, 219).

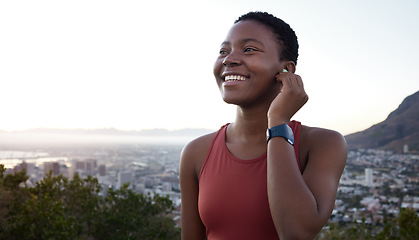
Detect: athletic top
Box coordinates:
(198, 121, 301, 240)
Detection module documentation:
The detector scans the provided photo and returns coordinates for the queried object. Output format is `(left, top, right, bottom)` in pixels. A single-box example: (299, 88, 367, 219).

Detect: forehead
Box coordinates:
(223, 20, 279, 47)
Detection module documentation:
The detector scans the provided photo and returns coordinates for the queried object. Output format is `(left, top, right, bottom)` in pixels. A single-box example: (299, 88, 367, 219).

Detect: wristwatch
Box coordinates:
(266, 124, 294, 145)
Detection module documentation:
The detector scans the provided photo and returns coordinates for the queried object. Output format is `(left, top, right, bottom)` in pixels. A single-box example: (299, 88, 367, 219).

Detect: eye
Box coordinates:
(219, 49, 228, 55)
(244, 47, 258, 53)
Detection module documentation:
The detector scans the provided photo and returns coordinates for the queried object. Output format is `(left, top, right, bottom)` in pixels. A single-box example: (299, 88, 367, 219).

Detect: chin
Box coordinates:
(222, 96, 239, 105)
(222, 96, 250, 106)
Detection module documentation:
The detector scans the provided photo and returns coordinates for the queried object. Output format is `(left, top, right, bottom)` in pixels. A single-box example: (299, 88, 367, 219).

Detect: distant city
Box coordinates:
(1, 136, 418, 229)
(335, 148, 418, 225)
(1, 141, 185, 225)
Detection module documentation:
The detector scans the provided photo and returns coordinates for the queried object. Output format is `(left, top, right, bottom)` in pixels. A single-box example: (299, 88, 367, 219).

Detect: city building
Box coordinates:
(365, 168, 374, 187)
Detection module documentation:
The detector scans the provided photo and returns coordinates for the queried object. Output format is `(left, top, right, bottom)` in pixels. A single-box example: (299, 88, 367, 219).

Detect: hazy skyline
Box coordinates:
(1, 0, 418, 135)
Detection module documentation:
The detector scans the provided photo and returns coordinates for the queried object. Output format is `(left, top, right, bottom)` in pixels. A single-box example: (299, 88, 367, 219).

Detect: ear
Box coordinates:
(284, 61, 296, 73)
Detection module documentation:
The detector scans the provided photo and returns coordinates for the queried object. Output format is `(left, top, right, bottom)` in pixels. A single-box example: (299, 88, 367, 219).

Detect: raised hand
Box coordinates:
(267, 70, 308, 126)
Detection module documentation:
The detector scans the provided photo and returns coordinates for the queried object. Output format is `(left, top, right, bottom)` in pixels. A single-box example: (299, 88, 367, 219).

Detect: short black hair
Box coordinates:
(235, 11, 299, 65)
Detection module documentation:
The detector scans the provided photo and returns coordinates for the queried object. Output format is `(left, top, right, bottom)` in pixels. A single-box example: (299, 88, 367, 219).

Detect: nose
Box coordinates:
(222, 52, 241, 67)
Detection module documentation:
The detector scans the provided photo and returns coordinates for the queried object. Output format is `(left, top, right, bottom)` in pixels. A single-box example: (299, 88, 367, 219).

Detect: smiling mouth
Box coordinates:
(224, 75, 247, 82)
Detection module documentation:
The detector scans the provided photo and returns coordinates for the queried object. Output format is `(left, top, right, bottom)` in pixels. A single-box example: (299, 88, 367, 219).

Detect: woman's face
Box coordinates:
(213, 20, 284, 107)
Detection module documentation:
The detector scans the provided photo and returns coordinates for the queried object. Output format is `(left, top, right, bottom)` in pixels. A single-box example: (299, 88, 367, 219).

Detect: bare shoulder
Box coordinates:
(181, 131, 217, 161)
(301, 125, 347, 149)
(300, 125, 347, 170)
(180, 132, 217, 239)
(180, 131, 218, 177)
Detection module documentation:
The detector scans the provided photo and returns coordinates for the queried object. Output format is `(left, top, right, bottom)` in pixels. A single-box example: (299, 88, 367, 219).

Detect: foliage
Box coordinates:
(315, 208, 419, 240)
(94, 184, 180, 240)
(0, 164, 180, 240)
(398, 207, 419, 240)
(375, 218, 398, 240)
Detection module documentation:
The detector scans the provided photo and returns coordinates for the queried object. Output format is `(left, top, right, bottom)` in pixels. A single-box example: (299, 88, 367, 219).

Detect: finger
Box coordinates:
(290, 74, 299, 87)
(275, 72, 288, 83)
(278, 75, 291, 88)
(284, 73, 299, 87)
(295, 75, 304, 88)
(277, 72, 299, 89)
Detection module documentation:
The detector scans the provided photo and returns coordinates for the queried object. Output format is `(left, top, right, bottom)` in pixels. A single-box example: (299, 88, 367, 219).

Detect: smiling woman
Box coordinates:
(179, 11, 347, 240)
(214, 19, 288, 108)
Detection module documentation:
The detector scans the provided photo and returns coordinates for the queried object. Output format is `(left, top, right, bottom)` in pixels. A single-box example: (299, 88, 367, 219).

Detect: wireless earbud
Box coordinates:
(283, 69, 288, 73)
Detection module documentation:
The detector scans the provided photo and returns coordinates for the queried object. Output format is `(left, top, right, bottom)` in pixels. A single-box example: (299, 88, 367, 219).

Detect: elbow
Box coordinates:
(271, 208, 324, 239)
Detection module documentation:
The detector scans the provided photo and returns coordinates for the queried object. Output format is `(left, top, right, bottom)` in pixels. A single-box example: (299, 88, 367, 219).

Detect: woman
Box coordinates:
(180, 11, 347, 240)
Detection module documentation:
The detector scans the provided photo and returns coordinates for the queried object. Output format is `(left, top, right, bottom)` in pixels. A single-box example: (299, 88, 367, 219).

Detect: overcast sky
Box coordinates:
(1, 0, 418, 135)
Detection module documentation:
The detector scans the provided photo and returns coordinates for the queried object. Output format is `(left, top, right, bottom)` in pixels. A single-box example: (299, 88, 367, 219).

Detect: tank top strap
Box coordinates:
(199, 124, 229, 179)
(289, 120, 302, 172)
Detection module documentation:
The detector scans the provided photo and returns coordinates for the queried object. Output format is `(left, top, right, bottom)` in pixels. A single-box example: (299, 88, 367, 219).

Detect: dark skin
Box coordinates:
(180, 20, 347, 240)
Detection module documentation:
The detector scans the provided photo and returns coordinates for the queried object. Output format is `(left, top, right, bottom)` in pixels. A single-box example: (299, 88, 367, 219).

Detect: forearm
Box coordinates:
(267, 138, 322, 239)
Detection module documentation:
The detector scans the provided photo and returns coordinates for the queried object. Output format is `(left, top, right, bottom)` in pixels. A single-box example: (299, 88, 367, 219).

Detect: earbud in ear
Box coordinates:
(283, 69, 288, 73)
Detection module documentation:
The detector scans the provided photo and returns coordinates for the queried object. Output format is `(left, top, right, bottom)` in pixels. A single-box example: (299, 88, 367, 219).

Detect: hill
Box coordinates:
(345, 91, 419, 153)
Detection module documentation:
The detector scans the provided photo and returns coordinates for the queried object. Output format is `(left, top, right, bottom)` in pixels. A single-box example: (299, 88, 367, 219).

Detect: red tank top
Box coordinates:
(198, 121, 301, 240)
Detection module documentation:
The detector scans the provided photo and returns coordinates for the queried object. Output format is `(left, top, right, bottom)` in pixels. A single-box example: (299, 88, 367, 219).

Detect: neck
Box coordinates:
(228, 105, 269, 141)
(227, 89, 279, 142)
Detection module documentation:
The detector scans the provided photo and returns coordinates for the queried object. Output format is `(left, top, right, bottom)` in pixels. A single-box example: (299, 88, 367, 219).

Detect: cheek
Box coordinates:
(213, 58, 223, 77)
(266, 59, 282, 79)
(253, 53, 280, 70)
(213, 60, 223, 89)
(252, 60, 280, 80)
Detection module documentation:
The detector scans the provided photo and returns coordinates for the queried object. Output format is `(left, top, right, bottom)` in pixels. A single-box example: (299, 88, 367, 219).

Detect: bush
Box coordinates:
(0, 165, 180, 240)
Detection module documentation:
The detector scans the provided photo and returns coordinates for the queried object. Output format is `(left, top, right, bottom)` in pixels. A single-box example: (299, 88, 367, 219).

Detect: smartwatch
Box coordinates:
(266, 124, 294, 145)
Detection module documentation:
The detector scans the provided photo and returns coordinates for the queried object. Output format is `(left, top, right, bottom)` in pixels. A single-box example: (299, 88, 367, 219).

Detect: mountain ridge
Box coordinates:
(0, 127, 214, 137)
(345, 90, 419, 153)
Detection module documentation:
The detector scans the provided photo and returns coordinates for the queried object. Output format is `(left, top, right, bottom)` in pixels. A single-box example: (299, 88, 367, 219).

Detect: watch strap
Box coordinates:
(267, 124, 294, 145)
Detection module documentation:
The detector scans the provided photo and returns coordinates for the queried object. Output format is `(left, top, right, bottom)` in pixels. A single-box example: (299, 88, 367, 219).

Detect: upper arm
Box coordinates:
(179, 137, 210, 240)
(302, 129, 347, 222)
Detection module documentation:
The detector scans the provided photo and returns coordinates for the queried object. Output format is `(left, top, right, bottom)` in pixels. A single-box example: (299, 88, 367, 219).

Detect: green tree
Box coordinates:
(7, 171, 102, 239)
(398, 208, 419, 240)
(94, 184, 180, 240)
(0, 164, 180, 240)
(342, 218, 374, 240)
(375, 218, 399, 240)
(0, 165, 30, 239)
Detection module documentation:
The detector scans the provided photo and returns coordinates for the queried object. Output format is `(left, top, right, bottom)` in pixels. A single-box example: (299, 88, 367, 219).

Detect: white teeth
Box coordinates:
(225, 75, 246, 81)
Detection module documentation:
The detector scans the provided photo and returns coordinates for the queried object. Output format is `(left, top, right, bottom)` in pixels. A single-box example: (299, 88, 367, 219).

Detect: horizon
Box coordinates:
(1, 89, 416, 136)
(1, 0, 418, 136)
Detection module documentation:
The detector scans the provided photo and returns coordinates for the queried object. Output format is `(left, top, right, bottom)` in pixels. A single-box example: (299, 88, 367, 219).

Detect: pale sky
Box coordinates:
(1, 0, 418, 135)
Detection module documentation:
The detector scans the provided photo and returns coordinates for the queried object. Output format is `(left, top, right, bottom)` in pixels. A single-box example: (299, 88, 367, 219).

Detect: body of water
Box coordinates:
(0, 151, 68, 169)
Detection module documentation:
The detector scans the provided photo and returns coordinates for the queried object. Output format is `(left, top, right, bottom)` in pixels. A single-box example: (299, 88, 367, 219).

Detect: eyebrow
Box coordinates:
(220, 38, 265, 47)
